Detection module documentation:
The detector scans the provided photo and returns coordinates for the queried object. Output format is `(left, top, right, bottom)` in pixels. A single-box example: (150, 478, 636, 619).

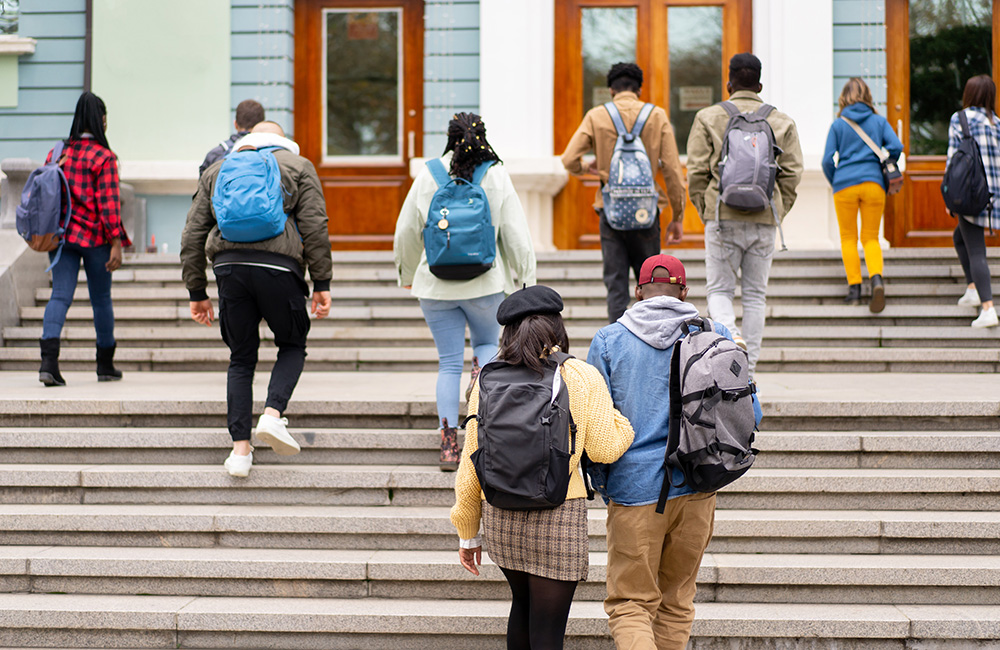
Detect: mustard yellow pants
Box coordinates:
(833, 181, 886, 286)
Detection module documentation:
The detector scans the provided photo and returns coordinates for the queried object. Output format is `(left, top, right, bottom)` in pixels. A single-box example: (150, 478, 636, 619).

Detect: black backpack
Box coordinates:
(941, 111, 992, 218)
(465, 351, 581, 510)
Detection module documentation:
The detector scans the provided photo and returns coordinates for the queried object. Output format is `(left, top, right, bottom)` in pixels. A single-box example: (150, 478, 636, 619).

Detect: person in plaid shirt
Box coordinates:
(38, 92, 131, 387)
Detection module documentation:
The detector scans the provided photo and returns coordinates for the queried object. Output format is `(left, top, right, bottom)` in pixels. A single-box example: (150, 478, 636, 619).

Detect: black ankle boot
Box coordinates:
(869, 274, 885, 314)
(843, 284, 861, 306)
(39, 338, 66, 387)
(96, 343, 123, 382)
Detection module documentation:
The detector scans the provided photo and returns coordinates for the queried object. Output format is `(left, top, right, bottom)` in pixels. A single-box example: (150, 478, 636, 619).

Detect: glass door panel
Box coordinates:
(581, 7, 638, 114)
(667, 5, 723, 155)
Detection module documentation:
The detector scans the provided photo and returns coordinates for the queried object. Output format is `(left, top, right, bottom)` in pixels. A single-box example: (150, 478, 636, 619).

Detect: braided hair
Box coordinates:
(442, 112, 502, 181)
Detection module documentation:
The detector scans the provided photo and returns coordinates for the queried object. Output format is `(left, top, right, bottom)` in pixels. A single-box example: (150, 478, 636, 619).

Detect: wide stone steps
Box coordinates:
(0, 593, 997, 649)
(1, 546, 997, 604)
(1, 504, 997, 555)
(2, 427, 995, 469)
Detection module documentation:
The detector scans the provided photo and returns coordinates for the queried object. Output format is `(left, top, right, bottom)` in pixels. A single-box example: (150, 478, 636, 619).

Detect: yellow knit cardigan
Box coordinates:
(450, 358, 635, 540)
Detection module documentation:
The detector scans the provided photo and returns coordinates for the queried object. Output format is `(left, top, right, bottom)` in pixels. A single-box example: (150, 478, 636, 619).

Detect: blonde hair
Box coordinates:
(838, 77, 876, 117)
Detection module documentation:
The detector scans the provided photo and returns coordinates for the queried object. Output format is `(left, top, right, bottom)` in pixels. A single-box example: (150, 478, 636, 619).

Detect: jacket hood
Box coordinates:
(841, 103, 874, 122)
(617, 295, 700, 350)
(231, 132, 301, 156)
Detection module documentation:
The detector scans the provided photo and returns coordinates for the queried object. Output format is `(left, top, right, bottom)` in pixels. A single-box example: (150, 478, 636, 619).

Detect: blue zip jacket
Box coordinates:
(822, 103, 903, 193)
(586, 297, 762, 507)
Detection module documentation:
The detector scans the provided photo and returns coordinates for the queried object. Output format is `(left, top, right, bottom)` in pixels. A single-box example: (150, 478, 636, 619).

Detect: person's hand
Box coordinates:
(311, 290, 331, 319)
(459, 547, 482, 576)
(190, 299, 214, 326)
(586, 160, 599, 175)
(105, 238, 123, 272)
(665, 220, 684, 244)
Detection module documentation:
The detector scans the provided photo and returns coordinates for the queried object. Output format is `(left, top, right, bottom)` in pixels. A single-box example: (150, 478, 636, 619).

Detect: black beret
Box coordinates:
(496, 285, 564, 325)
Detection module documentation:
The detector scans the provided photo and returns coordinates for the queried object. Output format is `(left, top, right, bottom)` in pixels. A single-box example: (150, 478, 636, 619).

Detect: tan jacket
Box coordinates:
(686, 90, 804, 225)
(561, 91, 686, 222)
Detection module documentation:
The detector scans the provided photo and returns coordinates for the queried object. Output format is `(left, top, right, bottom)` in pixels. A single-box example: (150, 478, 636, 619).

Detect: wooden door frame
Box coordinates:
(885, 0, 1000, 246)
(294, 0, 424, 249)
(552, 0, 752, 250)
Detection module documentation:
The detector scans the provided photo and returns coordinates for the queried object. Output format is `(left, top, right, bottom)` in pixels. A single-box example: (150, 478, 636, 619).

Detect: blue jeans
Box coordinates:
(419, 292, 504, 428)
(42, 243, 115, 348)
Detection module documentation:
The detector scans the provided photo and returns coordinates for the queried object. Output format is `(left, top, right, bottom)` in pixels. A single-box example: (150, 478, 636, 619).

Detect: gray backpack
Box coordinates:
(716, 101, 787, 250)
(656, 317, 758, 511)
(15, 140, 72, 270)
(601, 102, 659, 230)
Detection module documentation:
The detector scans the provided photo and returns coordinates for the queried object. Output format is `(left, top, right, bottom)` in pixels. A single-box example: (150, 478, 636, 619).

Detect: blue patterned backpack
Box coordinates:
(601, 102, 659, 230)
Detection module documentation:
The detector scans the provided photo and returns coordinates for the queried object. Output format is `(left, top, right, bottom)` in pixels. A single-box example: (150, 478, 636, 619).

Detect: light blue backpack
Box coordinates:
(15, 140, 72, 270)
(422, 158, 496, 280)
(602, 102, 659, 230)
(212, 147, 287, 242)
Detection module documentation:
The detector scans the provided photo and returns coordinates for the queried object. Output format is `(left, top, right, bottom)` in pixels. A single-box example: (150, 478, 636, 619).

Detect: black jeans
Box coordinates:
(953, 217, 994, 303)
(215, 264, 311, 442)
(598, 210, 662, 323)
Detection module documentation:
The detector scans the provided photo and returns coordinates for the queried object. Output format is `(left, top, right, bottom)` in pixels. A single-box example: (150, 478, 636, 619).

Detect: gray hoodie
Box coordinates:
(617, 295, 700, 350)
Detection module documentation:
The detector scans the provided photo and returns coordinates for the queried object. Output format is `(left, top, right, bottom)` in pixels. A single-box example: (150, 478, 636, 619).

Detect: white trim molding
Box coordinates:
(0, 36, 37, 56)
(117, 160, 200, 195)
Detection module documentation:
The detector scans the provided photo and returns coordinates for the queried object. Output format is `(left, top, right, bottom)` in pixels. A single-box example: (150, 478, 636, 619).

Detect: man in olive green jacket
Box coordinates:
(687, 53, 803, 376)
(180, 121, 333, 477)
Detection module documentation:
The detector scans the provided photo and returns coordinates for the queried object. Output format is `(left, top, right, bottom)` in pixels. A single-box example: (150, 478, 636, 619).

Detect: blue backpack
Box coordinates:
(16, 140, 72, 269)
(423, 158, 496, 280)
(212, 147, 287, 242)
(602, 102, 659, 230)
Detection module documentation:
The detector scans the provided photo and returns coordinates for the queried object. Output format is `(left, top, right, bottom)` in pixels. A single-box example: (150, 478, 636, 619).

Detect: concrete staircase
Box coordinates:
(0, 251, 998, 648)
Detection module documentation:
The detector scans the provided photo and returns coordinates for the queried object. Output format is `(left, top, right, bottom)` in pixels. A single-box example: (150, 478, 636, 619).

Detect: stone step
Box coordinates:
(0, 546, 997, 604)
(0, 593, 997, 649)
(0, 428, 996, 470)
(1, 464, 997, 509)
(0, 504, 997, 555)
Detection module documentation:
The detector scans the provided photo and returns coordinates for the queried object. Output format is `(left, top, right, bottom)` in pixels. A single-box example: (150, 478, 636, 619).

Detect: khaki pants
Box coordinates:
(604, 493, 716, 650)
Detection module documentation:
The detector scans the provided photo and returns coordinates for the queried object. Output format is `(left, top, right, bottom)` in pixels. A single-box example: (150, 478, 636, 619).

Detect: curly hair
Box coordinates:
(607, 62, 643, 93)
(442, 112, 502, 181)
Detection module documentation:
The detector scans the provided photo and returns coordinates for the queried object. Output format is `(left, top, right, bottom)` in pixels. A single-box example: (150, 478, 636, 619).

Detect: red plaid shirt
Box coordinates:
(45, 138, 131, 248)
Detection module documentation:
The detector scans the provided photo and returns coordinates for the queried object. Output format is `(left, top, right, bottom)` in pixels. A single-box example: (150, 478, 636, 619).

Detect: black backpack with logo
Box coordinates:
(465, 351, 581, 510)
(941, 110, 992, 218)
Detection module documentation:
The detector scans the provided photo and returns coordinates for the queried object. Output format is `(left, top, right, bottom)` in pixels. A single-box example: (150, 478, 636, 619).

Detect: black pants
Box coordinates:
(500, 567, 578, 650)
(215, 264, 311, 442)
(953, 217, 994, 303)
(598, 211, 662, 323)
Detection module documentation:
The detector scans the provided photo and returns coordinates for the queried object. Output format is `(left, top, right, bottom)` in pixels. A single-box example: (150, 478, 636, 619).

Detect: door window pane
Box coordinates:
(668, 6, 723, 156)
(324, 9, 401, 159)
(581, 8, 637, 115)
(910, 0, 992, 155)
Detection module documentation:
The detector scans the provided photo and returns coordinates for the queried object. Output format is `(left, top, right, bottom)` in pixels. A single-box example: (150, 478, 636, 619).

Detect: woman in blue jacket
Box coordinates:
(822, 78, 903, 313)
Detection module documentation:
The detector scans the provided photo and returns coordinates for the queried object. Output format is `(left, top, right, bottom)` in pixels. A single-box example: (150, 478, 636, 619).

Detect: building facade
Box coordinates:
(0, 0, 996, 252)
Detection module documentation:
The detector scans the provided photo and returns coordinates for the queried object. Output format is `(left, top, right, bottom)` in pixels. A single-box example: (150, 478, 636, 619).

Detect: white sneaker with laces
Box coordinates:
(958, 286, 981, 307)
(255, 413, 301, 456)
(224, 449, 253, 477)
(971, 306, 999, 329)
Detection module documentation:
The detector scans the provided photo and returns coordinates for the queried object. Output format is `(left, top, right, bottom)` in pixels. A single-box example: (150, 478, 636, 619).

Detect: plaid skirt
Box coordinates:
(482, 497, 588, 582)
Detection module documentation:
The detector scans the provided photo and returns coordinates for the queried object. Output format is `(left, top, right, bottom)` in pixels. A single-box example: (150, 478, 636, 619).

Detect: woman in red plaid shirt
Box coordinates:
(38, 92, 131, 386)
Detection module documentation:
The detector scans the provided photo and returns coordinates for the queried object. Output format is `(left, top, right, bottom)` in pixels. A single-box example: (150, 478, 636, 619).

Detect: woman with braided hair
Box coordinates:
(394, 113, 537, 471)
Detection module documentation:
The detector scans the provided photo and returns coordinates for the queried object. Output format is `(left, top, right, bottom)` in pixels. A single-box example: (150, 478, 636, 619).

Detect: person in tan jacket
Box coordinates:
(561, 63, 686, 323)
(687, 53, 803, 377)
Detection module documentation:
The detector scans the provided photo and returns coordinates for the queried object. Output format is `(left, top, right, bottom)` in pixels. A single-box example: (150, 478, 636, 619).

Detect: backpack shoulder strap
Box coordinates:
(630, 103, 656, 138)
(959, 110, 973, 139)
(51, 140, 65, 163)
(755, 104, 775, 118)
(841, 117, 888, 162)
(426, 158, 453, 188)
(604, 102, 628, 137)
(657, 338, 686, 514)
(471, 160, 495, 186)
(719, 101, 741, 118)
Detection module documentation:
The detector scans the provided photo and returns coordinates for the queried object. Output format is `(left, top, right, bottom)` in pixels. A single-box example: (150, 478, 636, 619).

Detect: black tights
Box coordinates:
(954, 218, 994, 303)
(500, 567, 578, 650)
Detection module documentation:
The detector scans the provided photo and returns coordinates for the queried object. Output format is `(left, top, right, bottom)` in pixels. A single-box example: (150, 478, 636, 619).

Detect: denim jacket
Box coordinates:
(586, 296, 762, 506)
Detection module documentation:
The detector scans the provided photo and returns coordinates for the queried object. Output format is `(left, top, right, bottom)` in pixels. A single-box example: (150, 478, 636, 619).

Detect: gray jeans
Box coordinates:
(704, 220, 776, 376)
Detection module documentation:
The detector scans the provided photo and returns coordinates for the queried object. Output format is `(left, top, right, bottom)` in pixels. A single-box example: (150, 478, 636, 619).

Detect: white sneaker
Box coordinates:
(971, 306, 999, 329)
(224, 449, 253, 477)
(958, 286, 981, 307)
(255, 413, 301, 456)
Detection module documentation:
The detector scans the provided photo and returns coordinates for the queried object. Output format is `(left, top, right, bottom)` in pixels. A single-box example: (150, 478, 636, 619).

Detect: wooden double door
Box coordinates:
(886, 0, 1000, 246)
(295, 0, 423, 250)
(553, 0, 752, 249)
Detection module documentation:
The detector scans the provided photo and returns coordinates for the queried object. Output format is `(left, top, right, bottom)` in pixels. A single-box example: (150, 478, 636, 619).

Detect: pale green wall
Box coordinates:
(0, 56, 17, 107)
(91, 0, 231, 161)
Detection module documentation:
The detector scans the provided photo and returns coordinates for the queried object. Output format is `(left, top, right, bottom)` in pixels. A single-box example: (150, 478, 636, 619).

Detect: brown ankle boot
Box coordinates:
(465, 357, 481, 402)
(439, 418, 460, 472)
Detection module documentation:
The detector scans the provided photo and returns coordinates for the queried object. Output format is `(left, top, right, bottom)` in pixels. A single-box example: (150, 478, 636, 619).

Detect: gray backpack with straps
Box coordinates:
(601, 102, 659, 230)
(716, 101, 787, 250)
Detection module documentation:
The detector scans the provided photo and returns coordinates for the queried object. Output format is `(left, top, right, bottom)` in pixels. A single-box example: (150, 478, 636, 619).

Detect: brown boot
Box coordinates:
(439, 418, 460, 472)
(465, 357, 482, 402)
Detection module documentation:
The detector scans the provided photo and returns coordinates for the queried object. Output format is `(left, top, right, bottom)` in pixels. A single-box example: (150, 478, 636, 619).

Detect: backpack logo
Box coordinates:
(422, 158, 496, 280)
(212, 148, 288, 243)
(602, 102, 659, 231)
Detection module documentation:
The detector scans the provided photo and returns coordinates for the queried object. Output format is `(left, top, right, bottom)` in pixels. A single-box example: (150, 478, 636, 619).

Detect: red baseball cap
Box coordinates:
(638, 254, 686, 287)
